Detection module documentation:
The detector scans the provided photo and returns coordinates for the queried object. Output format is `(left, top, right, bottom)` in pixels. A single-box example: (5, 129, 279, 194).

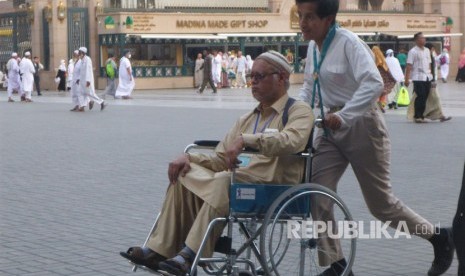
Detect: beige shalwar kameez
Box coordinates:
(146, 94, 314, 258)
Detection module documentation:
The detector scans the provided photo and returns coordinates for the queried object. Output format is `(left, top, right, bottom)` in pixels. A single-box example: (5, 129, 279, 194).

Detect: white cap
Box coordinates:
(12, 52, 18, 57)
(255, 50, 292, 74)
(24, 51, 31, 56)
(79, 47, 87, 54)
(74, 50, 79, 55)
(386, 49, 394, 56)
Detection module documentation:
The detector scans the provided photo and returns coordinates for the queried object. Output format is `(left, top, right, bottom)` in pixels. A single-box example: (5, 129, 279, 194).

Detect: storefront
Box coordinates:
(96, 1, 453, 89)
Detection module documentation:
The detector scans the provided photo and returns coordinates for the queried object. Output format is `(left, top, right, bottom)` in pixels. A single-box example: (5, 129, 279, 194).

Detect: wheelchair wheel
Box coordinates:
(259, 183, 356, 276)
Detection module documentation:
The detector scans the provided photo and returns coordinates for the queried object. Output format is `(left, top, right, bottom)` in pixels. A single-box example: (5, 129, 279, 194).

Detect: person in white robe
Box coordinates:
(212, 51, 222, 87)
(19, 52, 35, 102)
(77, 47, 105, 111)
(69, 50, 84, 111)
(385, 49, 405, 109)
(6, 52, 21, 102)
(438, 49, 450, 83)
(67, 58, 75, 91)
(115, 50, 135, 99)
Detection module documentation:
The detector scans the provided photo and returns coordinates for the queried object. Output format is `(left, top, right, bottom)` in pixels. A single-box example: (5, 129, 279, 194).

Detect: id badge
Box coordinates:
(237, 154, 251, 167)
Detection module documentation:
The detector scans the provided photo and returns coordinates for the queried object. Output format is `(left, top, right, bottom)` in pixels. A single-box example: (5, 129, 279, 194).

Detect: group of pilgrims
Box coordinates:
(6, 47, 106, 112)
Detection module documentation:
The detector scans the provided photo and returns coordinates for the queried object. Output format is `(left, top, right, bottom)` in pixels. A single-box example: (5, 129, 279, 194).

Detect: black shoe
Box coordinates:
(428, 228, 455, 276)
(317, 258, 353, 276)
(89, 101, 94, 110)
(100, 102, 106, 111)
(120, 247, 166, 271)
(38, 92, 42, 96)
(158, 252, 192, 276)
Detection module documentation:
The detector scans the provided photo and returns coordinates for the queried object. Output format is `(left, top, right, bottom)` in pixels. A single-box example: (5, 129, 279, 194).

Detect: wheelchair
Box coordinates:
(125, 120, 356, 276)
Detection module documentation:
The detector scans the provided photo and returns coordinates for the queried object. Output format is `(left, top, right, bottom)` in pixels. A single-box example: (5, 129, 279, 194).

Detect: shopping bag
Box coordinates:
(397, 86, 410, 106)
(54, 77, 61, 84)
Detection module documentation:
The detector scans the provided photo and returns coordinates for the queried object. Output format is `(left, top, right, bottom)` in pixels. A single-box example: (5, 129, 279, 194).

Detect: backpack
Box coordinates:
(439, 55, 447, 66)
(106, 61, 115, 79)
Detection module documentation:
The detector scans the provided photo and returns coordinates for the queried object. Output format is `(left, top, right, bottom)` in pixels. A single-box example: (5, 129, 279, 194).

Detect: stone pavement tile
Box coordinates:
(1, 85, 464, 275)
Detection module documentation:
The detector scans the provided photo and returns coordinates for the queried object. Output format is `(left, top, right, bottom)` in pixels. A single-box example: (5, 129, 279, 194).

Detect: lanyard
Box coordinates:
(253, 112, 276, 134)
(312, 23, 338, 136)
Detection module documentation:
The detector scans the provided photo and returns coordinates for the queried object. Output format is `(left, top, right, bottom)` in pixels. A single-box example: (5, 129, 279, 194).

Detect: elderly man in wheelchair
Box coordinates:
(121, 51, 354, 276)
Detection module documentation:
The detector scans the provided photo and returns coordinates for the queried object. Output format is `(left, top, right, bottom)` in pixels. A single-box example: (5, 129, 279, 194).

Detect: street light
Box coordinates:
(26, 2, 34, 23)
(95, 0, 104, 21)
(57, 1, 66, 23)
(43, 3, 53, 23)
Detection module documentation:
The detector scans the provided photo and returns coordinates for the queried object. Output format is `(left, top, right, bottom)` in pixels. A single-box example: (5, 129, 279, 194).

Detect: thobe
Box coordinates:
(79, 55, 103, 107)
(146, 94, 314, 258)
(386, 56, 405, 104)
(194, 58, 204, 87)
(19, 58, 35, 100)
(115, 56, 135, 97)
(6, 58, 21, 98)
(438, 53, 450, 80)
(212, 54, 222, 85)
(71, 59, 82, 107)
(67, 61, 74, 89)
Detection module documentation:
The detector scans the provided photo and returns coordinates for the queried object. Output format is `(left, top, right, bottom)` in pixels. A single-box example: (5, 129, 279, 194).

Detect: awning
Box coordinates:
(380, 32, 463, 39)
(135, 34, 228, 40)
(218, 33, 298, 37)
(129, 33, 299, 40)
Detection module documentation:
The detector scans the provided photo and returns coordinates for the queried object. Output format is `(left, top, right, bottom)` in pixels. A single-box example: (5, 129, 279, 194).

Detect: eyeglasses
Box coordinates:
(250, 72, 279, 82)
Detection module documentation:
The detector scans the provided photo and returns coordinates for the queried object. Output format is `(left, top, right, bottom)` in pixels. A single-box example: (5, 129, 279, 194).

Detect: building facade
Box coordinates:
(0, 0, 464, 90)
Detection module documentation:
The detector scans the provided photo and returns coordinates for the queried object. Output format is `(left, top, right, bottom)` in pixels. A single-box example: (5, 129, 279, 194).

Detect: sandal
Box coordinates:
(120, 246, 166, 271)
(158, 252, 192, 276)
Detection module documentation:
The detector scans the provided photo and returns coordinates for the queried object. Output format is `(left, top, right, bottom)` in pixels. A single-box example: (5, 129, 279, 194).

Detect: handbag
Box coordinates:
(54, 77, 60, 84)
(397, 86, 410, 106)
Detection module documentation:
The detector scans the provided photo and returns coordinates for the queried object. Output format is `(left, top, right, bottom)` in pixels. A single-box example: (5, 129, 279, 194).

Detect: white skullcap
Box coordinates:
(386, 49, 394, 56)
(74, 50, 79, 55)
(12, 52, 18, 57)
(24, 51, 31, 56)
(79, 47, 87, 54)
(255, 50, 292, 74)
(69, 59, 73, 64)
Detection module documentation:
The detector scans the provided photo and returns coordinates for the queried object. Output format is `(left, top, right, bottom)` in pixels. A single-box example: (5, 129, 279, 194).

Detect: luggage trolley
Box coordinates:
(125, 119, 356, 276)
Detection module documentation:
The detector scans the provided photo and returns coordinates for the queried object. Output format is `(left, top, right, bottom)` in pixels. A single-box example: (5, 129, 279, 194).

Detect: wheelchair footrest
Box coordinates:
(214, 236, 232, 254)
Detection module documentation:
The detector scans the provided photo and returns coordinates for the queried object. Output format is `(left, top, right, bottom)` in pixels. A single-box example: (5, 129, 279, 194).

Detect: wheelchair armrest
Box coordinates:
(193, 140, 220, 147)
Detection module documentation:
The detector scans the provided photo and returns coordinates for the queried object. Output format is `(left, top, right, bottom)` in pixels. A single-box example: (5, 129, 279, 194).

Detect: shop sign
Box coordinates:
(176, 20, 268, 29)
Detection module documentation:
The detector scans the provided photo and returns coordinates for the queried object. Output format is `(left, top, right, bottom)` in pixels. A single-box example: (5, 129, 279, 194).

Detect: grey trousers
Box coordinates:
(104, 78, 116, 96)
(311, 107, 434, 265)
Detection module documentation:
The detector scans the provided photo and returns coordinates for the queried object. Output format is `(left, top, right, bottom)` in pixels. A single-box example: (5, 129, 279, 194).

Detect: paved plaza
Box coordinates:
(1, 82, 464, 275)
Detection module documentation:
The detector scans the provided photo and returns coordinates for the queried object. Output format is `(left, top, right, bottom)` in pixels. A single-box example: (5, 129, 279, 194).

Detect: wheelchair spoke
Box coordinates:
(260, 183, 356, 276)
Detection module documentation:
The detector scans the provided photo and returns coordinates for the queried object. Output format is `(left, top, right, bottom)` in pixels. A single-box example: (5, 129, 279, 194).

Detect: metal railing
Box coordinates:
(103, 0, 270, 13)
(339, 0, 440, 14)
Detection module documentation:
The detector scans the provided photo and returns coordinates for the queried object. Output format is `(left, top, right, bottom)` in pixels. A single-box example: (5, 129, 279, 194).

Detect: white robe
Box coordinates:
(67, 62, 74, 88)
(71, 59, 81, 106)
(385, 56, 404, 104)
(212, 54, 222, 84)
(79, 55, 103, 106)
(115, 57, 135, 97)
(19, 58, 35, 93)
(6, 58, 21, 96)
(385, 56, 404, 82)
(439, 53, 450, 80)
